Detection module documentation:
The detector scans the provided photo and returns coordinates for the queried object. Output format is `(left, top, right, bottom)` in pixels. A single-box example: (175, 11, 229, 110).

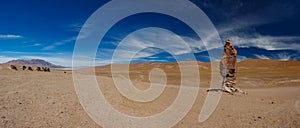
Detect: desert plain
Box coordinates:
(0, 59, 300, 127)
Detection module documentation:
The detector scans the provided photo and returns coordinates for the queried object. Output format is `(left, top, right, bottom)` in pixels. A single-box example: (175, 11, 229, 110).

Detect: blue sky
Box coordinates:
(0, 0, 300, 66)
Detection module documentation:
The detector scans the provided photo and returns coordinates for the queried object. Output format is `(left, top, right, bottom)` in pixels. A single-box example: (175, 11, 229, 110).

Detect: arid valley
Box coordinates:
(1, 59, 300, 127)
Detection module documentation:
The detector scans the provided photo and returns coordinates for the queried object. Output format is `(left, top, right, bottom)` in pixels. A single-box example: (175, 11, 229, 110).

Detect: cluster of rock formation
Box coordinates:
(220, 39, 246, 94)
(10, 65, 50, 72)
(36, 67, 50, 72)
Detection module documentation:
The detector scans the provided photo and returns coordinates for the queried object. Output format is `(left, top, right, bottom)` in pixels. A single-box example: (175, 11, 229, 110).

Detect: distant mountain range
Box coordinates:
(3, 59, 65, 68)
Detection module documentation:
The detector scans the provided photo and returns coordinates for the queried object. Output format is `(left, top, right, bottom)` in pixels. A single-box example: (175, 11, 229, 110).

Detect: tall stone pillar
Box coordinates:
(220, 39, 238, 94)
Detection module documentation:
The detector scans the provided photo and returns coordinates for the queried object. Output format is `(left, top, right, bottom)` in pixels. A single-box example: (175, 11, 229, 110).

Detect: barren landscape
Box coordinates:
(1, 59, 300, 127)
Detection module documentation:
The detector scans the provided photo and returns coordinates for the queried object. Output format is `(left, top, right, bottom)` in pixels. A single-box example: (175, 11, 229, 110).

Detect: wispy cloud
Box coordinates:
(237, 55, 248, 62)
(96, 27, 202, 64)
(42, 37, 76, 50)
(254, 52, 299, 61)
(199, 0, 300, 62)
(0, 34, 22, 39)
(42, 46, 55, 50)
(0, 56, 18, 63)
(0, 51, 61, 55)
(67, 23, 83, 32)
(32, 43, 42, 47)
(277, 52, 293, 61)
(254, 54, 270, 60)
(21, 55, 72, 67)
(67, 22, 93, 40)
(205, 14, 299, 51)
(229, 34, 300, 51)
(203, 0, 300, 50)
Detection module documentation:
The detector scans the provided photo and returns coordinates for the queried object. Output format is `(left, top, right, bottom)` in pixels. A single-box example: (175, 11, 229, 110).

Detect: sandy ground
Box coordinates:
(1, 64, 300, 127)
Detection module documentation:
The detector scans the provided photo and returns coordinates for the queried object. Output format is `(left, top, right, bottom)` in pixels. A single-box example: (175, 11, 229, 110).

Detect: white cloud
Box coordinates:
(42, 37, 76, 50)
(0, 51, 57, 55)
(228, 34, 300, 51)
(277, 52, 292, 61)
(237, 55, 248, 62)
(0, 34, 22, 39)
(254, 54, 270, 59)
(42, 45, 55, 50)
(71, 0, 300, 64)
(87, 27, 210, 65)
(205, 7, 300, 52)
(105, 27, 201, 64)
(0, 56, 18, 63)
(69, 22, 94, 40)
(203, 0, 300, 53)
(32, 43, 42, 46)
(253, 52, 298, 61)
(21, 56, 72, 67)
(67, 23, 83, 32)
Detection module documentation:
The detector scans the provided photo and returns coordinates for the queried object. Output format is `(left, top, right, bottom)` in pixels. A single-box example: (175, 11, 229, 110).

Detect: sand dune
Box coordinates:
(1, 59, 300, 127)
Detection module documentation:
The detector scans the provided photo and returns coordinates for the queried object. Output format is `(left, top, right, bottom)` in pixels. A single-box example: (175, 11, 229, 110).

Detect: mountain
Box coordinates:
(3, 59, 65, 68)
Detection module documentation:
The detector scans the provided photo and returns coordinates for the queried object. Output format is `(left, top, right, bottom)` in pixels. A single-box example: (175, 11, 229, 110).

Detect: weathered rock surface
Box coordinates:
(220, 39, 246, 94)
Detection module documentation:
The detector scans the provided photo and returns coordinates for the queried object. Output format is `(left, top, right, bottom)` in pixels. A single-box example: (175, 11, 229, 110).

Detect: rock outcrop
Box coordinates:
(36, 67, 42, 71)
(27, 66, 33, 71)
(220, 39, 246, 94)
(10, 65, 18, 70)
(22, 66, 26, 70)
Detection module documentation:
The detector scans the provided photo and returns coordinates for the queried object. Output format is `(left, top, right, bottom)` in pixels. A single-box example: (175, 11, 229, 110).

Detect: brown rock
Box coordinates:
(22, 66, 26, 70)
(27, 66, 33, 71)
(36, 67, 42, 71)
(10, 65, 18, 70)
(220, 39, 246, 94)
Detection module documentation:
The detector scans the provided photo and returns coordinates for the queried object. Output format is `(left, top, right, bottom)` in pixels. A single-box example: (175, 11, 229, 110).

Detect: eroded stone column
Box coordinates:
(220, 39, 238, 94)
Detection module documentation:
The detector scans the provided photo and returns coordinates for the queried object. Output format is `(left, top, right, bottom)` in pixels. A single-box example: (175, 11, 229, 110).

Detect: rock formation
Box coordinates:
(7, 65, 50, 72)
(42, 67, 47, 72)
(36, 67, 42, 71)
(27, 66, 33, 71)
(41, 67, 50, 72)
(22, 66, 27, 70)
(10, 65, 18, 70)
(220, 39, 246, 94)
